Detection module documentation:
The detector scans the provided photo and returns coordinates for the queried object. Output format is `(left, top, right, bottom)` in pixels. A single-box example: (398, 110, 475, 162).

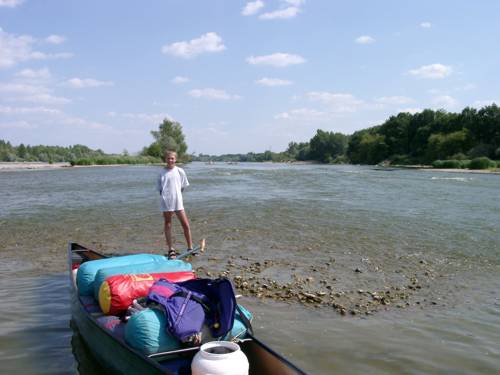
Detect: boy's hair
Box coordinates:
(164, 150, 177, 159)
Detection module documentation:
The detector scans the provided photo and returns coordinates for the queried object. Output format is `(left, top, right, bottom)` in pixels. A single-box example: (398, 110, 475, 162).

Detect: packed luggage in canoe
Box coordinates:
(68, 241, 307, 375)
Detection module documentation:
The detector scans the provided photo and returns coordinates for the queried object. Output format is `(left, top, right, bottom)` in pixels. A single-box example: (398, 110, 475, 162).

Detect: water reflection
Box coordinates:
(70, 319, 107, 375)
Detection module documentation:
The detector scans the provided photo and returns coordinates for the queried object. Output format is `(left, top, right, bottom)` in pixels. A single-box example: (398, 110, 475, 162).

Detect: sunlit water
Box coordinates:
(0, 163, 499, 374)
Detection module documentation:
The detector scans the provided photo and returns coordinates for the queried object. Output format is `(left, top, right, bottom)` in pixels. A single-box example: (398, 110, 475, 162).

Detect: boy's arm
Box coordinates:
(157, 174, 162, 194)
(180, 169, 189, 190)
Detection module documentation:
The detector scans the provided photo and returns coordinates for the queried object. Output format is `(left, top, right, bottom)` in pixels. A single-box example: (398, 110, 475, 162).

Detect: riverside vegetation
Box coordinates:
(2, 104, 500, 169)
(195, 104, 500, 171)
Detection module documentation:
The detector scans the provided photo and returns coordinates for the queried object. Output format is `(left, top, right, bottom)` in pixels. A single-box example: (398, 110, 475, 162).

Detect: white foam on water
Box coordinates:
(431, 176, 472, 182)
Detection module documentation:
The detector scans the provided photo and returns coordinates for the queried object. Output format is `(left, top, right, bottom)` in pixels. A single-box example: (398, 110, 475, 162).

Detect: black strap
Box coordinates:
(236, 304, 254, 336)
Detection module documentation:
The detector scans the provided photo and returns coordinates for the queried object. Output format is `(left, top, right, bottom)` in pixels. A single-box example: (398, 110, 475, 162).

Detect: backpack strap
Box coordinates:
(173, 290, 192, 328)
(235, 304, 254, 336)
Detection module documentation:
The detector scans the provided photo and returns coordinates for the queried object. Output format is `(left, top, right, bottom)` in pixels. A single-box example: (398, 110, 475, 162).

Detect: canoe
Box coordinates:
(68, 241, 307, 374)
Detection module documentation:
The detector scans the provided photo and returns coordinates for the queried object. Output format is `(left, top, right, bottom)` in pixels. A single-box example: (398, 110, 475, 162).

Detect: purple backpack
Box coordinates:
(147, 278, 247, 345)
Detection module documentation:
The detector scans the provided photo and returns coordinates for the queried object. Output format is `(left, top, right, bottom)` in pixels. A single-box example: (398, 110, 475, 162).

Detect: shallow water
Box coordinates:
(0, 163, 499, 374)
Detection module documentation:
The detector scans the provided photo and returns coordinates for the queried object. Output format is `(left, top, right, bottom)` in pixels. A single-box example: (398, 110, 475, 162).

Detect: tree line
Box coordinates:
(0, 118, 187, 165)
(3, 104, 499, 169)
(194, 104, 500, 169)
(347, 104, 500, 166)
(0, 140, 159, 165)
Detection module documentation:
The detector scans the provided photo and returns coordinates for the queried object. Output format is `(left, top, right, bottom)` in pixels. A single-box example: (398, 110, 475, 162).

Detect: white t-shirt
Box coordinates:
(157, 166, 189, 212)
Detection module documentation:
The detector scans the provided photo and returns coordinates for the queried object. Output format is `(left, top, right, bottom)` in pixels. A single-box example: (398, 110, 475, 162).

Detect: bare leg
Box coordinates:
(175, 209, 193, 249)
(162, 211, 175, 250)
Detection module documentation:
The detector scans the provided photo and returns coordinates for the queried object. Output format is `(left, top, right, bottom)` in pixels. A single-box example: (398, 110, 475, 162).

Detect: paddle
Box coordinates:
(176, 238, 206, 260)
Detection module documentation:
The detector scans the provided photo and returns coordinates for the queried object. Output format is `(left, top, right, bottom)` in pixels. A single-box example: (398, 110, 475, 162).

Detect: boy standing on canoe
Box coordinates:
(157, 150, 193, 259)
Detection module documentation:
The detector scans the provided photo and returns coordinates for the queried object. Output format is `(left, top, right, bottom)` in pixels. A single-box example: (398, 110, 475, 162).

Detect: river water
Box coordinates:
(0, 163, 499, 374)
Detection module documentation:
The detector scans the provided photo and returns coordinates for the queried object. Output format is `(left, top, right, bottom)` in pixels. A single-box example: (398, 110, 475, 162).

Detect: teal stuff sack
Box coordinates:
(93, 259, 192, 300)
(77, 254, 167, 296)
(124, 305, 253, 355)
(124, 308, 180, 355)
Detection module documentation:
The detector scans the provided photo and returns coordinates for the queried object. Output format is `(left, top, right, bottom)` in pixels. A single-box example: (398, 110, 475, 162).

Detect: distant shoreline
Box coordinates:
(1, 161, 499, 175)
(0, 162, 72, 171)
(390, 164, 500, 175)
(0, 162, 161, 171)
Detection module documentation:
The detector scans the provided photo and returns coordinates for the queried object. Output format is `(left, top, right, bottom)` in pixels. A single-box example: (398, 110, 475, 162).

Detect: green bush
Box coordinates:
(450, 153, 468, 160)
(469, 157, 495, 169)
(390, 154, 411, 165)
(433, 160, 460, 169)
(71, 155, 161, 166)
(332, 155, 349, 164)
(74, 158, 92, 165)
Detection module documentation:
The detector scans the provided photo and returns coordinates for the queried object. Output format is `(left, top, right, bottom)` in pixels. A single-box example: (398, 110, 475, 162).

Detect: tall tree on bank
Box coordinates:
(143, 119, 188, 160)
(309, 129, 348, 163)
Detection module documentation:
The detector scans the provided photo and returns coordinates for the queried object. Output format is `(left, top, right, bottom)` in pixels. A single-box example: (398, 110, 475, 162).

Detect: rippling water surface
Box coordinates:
(0, 163, 499, 374)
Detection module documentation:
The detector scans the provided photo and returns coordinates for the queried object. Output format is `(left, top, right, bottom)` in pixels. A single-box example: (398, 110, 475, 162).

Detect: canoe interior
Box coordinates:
(68, 241, 307, 375)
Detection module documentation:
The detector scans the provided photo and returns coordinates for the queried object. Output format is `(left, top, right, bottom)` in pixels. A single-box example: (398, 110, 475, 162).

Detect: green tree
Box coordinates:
(147, 119, 188, 159)
(426, 129, 471, 161)
(309, 130, 348, 163)
(379, 112, 412, 156)
(286, 141, 310, 160)
(471, 104, 500, 157)
(358, 133, 388, 164)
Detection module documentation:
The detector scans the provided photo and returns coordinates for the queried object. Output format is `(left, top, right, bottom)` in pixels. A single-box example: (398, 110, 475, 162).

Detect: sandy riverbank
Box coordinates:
(0, 162, 164, 171)
(393, 165, 500, 175)
(0, 162, 71, 171)
(1, 161, 499, 174)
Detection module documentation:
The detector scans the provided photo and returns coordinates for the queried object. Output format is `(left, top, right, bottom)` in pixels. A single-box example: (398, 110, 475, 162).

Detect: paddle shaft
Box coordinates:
(176, 238, 206, 260)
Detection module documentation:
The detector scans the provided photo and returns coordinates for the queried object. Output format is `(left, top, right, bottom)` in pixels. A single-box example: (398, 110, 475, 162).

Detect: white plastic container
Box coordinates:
(191, 341, 249, 375)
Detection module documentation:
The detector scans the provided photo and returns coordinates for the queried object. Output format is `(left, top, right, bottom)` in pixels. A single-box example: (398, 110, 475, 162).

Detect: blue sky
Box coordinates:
(1, 0, 499, 155)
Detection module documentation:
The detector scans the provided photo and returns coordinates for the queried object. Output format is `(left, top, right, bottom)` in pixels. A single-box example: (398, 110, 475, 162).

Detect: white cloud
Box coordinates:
(375, 96, 413, 105)
(472, 99, 499, 108)
(0, 120, 37, 129)
(258, 0, 305, 20)
(63, 78, 114, 88)
(107, 111, 172, 124)
(15, 67, 52, 81)
(193, 125, 229, 137)
(188, 88, 240, 100)
(456, 83, 476, 91)
(355, 35, 375, 44)
(0, 105, 61, 115)
(0, 28, 36, 68)
(242, 1, 264, 16)
(61, 115, 112, 131)
(161, 32, 226, 59)
(285, 0, 306, 5)
(275, 107, 327, 120)
(45, 34, 66, 44)
(0, 0, 24, 8)
(0, 28, 74, 68)
(247, 53, 306, 67)
(172, 76, 190, 84)
(409, 63, 452, 79)
(420, 22, 432, 28)
(0, 82, 42, 95)
(34, 52, 74, 60)
(260, 7, 300, 20)
(256, 77, 292, 86)
(22, 92, 71, 105)
(0, 82, 71, 104)
(432, 95, 458, 109)
(307, 91, 364, 113)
